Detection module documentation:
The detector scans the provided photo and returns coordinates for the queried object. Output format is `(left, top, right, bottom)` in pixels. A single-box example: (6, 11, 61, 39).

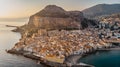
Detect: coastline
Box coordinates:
(5, 16, 120, 67)
(7, 26, 120, 67)
(6, 42, 120, 67)
(2, 3, 120, 67)
(6, 49, 66, 67)
(6, 49, 94, 67)
(8, 26, 120, 67)
(6, 25, 18, 27)
(6, 26, 95, 67)
(97, 47, 120, 51)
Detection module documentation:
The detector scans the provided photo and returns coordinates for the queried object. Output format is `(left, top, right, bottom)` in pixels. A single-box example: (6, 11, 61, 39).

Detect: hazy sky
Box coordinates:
(0, 0, 120, 19)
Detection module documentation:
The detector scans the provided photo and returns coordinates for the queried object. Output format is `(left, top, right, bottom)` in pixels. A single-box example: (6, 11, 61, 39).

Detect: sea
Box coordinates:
(0, 21, 43, 67)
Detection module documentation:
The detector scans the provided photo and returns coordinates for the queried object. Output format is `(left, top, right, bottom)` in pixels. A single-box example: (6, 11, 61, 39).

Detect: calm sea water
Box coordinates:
(79, 51, 120, 67)
(0, 21, 43, 67)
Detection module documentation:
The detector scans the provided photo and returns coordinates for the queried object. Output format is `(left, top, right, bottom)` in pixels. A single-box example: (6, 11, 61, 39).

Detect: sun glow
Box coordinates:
(0, 0, 119, 19)
(0, 0, 40, 18)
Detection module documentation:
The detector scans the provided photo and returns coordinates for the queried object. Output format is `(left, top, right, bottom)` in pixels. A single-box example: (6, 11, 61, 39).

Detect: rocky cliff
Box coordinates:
(28, 5, 84, 30)
(13, 5, 98, 37)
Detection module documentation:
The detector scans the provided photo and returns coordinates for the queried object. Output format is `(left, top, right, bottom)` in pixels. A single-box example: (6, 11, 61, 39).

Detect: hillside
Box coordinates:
(98, 13, 120, 27)
(14, 5, 98, 37)
(82, 4, 120, 18)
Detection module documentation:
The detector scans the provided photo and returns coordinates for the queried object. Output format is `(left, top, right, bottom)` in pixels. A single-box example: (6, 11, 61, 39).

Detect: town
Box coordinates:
(12, 18, 120, 64)
(7, 5, 120, 67)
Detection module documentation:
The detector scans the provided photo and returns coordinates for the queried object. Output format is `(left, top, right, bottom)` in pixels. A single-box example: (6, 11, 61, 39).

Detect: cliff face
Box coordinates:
(13, 5, 98, 37)
(28, 5, 84, 30)
(28, 16, 81, 30)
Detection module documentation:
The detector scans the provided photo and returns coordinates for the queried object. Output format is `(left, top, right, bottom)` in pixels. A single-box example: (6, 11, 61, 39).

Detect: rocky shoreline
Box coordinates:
(97, 47, 120, 51)
(6, 49, 94, 67)
(7, 42, 120, 67)
(9, 26, 120, 67)
(6, 25, 18, 27)
(7, 28, 114, 67)
(7, 26, 97, 67)
(7, 26, 120, 67)
(6, 49, 66, 67)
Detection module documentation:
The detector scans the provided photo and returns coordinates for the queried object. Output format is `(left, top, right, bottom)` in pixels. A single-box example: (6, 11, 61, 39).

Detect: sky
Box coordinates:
(0, 0, 120, 19)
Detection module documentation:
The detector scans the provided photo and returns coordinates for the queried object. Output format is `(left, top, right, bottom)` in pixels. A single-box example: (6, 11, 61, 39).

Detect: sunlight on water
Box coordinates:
(0, 21, 27, 26)
(0, 21, 43, 67)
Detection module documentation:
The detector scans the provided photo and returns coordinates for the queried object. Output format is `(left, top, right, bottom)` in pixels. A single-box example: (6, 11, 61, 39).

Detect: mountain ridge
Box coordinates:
(82, 4, 120, 18)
